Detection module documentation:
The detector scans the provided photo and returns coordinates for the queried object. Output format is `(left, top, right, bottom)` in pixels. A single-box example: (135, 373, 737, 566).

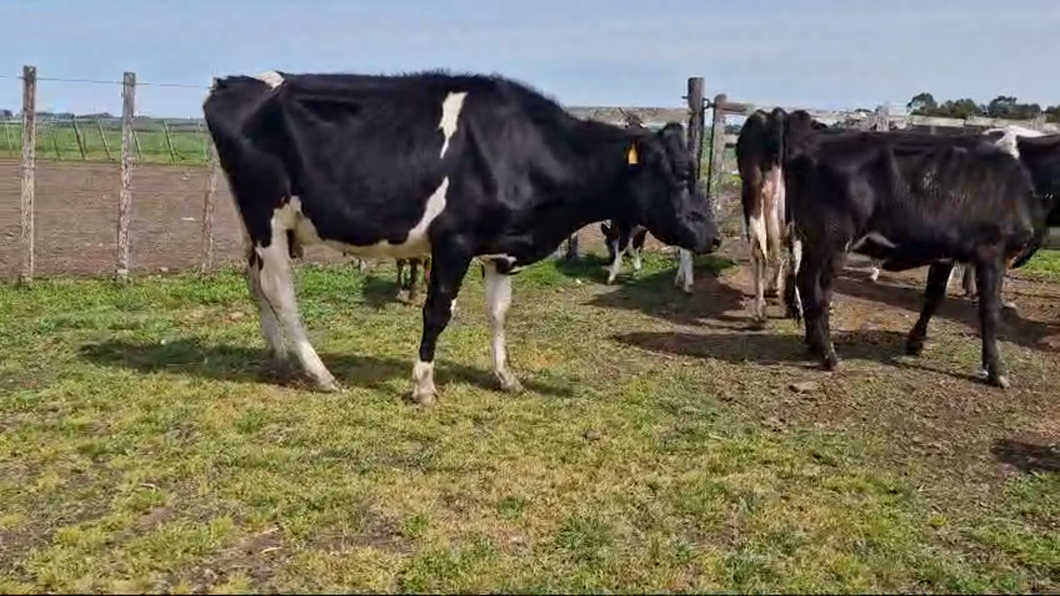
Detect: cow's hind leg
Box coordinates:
(412, 245, 472, 404)
(782, 225, 803, 320)
(905, 261, 955, 356)
(246, 246, 289, 371)
(974, 258, 1009, 388)
(484, 260, 522, 393)
(253, 231, 341, 392)
(750, 241, 767, 323)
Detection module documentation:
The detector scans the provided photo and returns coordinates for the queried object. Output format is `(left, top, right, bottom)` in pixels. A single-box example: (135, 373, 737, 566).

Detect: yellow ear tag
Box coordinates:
(626, 144, 639, 165)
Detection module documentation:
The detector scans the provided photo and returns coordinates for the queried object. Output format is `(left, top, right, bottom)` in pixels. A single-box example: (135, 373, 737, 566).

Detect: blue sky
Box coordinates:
(4, 0, 1059, 118)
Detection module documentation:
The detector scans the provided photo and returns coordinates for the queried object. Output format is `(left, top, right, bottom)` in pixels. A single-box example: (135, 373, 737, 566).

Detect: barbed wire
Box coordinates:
(0, 73, 208, 89)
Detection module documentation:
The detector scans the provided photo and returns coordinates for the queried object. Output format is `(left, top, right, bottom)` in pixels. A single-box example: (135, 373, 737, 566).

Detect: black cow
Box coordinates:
(780, 127, 1052, 388)
(203, 69, 721, 404)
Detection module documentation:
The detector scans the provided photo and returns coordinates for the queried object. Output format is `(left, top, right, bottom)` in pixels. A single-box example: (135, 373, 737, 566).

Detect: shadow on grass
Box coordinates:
(613, 328, 914, 368)
(78, 339, 574, 398)
(833, 276, 1060, 355)
(615, 326, 1023, 386)
(991, 438, 1060, 474)
(583, 256, 747, 327)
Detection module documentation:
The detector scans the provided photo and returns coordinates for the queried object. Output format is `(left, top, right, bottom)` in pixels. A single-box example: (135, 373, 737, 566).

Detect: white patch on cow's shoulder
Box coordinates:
(439, 91, 468, 158)
(254, 71, 285, 89)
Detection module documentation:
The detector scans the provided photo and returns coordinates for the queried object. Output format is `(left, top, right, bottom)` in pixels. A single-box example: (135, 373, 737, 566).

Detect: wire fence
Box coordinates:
(3, 67, 718, 284)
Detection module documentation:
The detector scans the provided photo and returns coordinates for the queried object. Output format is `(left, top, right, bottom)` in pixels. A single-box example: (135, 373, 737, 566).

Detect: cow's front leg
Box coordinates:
(974, 259, 1009, 388)
(674, 248, 694, 294)
(797, 245, 839, 369)
(483, 260, 523, 393)
(905, 260, 954, 356)
(411, 248, 472, 405)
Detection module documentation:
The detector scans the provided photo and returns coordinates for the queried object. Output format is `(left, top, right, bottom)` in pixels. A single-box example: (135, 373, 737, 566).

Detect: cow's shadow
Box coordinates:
(613, 327, 915, 370)
(578, 257, 750, 328)
(991, 438, 1060, 474)
(833, 275, 1060, 354)
(78, 339, 574, 398)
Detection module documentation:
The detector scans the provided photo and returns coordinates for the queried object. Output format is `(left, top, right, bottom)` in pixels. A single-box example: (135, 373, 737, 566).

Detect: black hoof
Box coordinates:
(904, 337, 925, 357)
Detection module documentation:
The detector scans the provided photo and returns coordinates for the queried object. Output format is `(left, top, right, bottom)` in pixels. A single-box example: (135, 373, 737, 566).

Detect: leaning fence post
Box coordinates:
(200, 141, 219, 274)
(96, 118, 113, 160)
(19, 65, 37, 285)
(707, 93, 727, 220)
(116, 71, 136, 283)
(162, 120, 178, 162)
(70, 115, 87, 160)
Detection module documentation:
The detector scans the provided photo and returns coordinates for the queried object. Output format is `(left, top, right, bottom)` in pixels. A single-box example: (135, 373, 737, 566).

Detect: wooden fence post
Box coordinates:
(707, 93, 727, 220)
(19, 65, 37, 285)
(685, 77, 705, 183)
(116, 71, 136, 283)
(200, 142, 219, 274)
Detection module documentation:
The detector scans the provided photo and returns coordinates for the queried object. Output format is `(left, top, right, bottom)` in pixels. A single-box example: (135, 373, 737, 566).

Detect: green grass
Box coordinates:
(0, 251, 1057, 593)
(0, 121, 740, 174)
(1020, 248, 1060, 280)
(0, 121, 211, 165)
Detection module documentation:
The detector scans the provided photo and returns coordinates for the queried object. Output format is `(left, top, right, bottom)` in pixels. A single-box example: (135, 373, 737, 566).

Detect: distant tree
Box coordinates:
(907, 92, 938, 115)
(0, 109, 11, 119)
(937, 98, 983, 119)
(1045, 105, 1060, 123)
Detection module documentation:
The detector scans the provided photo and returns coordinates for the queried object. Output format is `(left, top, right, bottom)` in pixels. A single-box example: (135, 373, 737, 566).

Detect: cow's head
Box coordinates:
(624, 122, 721, 255)
(1017, 135, 1060, 219)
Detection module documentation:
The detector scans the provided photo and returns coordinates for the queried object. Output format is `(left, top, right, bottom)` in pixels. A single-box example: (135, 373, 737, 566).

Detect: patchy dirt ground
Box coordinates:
(610, 237, 1060, 507)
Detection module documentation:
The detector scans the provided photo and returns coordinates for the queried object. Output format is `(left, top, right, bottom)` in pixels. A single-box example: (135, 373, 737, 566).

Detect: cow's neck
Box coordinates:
(538, 120, 639, 229)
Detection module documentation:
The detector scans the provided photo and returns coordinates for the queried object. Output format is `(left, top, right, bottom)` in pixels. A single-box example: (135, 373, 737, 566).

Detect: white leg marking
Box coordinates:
(751, 247, 766, 322)
(607, 240, 623, 284)
(484, 262, 522, 393)
(869, 259, 881, 282)
(676, 249, 694, 294)
(254, 71, 285, 88)
(747, 213, 768, 321)
(631, 246, 642, 273)
(412, 359, 437, 404)
(439, 91, 468, 158)
(257, 207, 340, 392)
(790, 235, 804, 317)
(247, 259, 288, 362)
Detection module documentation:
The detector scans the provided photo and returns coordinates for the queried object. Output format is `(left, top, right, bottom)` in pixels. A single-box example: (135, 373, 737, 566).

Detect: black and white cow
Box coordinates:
(396, 257, 430, 304)
(735, 108, 830, 321)
(600, 219, 648, 284)
(203, 69, 721, 404)
(780, 126, 1053, 388)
